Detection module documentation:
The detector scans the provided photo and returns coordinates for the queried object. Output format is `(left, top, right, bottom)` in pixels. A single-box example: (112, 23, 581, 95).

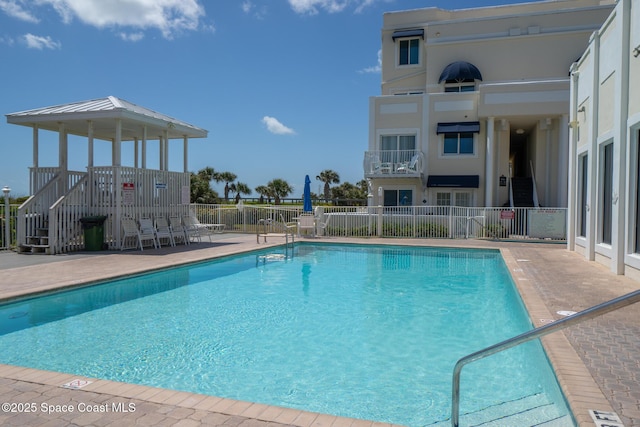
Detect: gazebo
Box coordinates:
(6, 96, 208, 253)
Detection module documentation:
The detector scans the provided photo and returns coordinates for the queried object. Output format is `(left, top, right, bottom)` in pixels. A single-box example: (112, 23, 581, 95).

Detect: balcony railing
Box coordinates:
(363, 150, 424, 178)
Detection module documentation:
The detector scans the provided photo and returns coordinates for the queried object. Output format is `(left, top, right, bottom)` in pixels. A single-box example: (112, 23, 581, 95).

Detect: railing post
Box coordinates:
(377, 205, 383, 237)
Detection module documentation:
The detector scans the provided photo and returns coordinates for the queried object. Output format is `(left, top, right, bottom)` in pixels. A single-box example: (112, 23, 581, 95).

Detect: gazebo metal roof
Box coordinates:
(6, 96, 208, 141)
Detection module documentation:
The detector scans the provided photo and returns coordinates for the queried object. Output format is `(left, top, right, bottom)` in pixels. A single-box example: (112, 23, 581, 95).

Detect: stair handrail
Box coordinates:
(451, 288, 640, 427)
(16, 173, 62, 247)
(49, 174, 90, 254)
(529, 160, 540, 207)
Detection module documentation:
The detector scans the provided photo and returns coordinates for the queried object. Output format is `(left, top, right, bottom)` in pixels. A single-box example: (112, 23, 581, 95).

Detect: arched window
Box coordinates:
(438, 61, 483, 92)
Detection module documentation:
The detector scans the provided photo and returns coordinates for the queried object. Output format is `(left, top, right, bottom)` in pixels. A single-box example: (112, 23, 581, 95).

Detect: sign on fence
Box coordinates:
(528, 209, 566, 239)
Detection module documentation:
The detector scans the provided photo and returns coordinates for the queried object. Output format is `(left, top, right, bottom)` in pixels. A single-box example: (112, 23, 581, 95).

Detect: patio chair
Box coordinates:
(121, 217, 157, 251)
(182, 214, 218, 242)
(297, 214, 316, 237)
(314, 206, 330, 236)
(396, 154, 419, 173)
(169, 216, 190, 245)
(139, 217, 167, 248)
(154, 217, 176, 247)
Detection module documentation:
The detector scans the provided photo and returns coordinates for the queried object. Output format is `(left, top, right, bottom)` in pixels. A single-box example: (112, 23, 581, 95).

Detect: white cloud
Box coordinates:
(262, 116, 296, 135)
(23, 33, 61, 50)
(287, 0, 378, 15)
(16, 0, 206, 39)
(0, 0, 39, 23)
(288, 0, 347, 15)
(118, 32, 144, 42)
(241, 1, 253, 14)
(359, 49, 381, 74)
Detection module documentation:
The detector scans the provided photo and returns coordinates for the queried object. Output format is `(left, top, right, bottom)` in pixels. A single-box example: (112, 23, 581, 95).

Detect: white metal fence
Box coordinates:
(3, 202, 566, 253)
(191, 204, 567, 241)
(1, 204, 18, 250)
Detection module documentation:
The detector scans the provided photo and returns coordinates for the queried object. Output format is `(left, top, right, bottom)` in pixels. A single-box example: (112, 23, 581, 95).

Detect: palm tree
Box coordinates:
(316, 169, 340, 200)
(266, 178, 293, 205)
(254, 185, 271, 204)
(216, 171, 237, 202)
(229, 182, 251, 203)
(189, 170, 219, 203)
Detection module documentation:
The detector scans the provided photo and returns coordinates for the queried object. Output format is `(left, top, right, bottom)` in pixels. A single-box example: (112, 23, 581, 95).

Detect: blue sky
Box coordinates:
(0, 0, 537, 198)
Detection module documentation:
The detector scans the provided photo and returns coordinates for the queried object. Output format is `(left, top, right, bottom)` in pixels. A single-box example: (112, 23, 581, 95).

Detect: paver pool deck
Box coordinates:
(0, 234, 638, 427)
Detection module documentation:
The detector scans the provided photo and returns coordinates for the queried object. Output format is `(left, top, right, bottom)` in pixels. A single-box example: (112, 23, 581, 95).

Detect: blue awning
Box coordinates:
(392, 29, 424, 40)
(436, 121, 480, 134)
(427, 175, 480, 188)
(438, 61, 483, 83)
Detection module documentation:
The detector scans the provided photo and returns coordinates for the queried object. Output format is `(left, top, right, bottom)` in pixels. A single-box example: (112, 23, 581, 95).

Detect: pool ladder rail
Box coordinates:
(451, 288, 640, 427)
(256, 216, 296, 249)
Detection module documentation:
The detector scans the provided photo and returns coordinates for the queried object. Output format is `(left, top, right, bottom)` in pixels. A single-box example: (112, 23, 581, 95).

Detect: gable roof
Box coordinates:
(6, 96, 208, 141)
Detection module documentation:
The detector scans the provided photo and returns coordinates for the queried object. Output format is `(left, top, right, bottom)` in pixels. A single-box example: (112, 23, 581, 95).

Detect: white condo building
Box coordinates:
(364, 0, 615, 210)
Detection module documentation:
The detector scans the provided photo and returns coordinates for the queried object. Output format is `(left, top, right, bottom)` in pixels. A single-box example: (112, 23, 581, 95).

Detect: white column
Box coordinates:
(58, 123, 67, 171)
(32, 125, 39, 169)
(159, 135, 164, 171)
(612, 0, 631, 274)
(113, 119, 122, 166)
(183, 136, 188, 173)
(134, 137, 139, 168)
(567, 66, 579, 251)
(87, 121, 94, 168)
(586, 31, 600, 262)
(485, 117, 495, 207)
(141, 126, 147, 169)
(163, 130, 169, 171)
(58, 122, 68, 193)
(558, 114, 569, 207)
(545, 118, 552, 207)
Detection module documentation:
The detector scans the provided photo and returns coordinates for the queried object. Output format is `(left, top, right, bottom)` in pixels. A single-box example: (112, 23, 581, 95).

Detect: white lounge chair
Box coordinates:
(183, 214, 225, 242)
(154, 217, 176, 247)
(140, 217, 169, 248)
(169, 216, 189, 245)
(121, 217, 157, 251)
(297, 214, 316, 237)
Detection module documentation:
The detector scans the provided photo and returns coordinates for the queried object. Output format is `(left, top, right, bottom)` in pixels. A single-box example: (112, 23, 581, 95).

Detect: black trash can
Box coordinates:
(79, 216, 108, 251)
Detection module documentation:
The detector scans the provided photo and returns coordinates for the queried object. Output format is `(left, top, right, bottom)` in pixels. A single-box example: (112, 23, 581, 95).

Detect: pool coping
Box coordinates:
(0, 236, 631, 426)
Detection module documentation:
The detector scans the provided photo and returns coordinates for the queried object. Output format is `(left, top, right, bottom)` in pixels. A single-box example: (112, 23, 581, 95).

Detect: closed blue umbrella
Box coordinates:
(303, 175, 312, 212)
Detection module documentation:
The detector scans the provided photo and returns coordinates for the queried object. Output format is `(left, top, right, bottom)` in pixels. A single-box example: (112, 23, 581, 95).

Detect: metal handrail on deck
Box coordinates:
(451, 288, 640, 427)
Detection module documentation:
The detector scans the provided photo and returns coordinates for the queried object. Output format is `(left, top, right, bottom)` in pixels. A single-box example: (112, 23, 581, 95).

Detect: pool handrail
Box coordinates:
(451, 288, 640, 427)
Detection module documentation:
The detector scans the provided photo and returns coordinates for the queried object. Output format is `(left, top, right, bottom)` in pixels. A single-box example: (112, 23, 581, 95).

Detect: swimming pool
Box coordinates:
(0, 243, 573, 426)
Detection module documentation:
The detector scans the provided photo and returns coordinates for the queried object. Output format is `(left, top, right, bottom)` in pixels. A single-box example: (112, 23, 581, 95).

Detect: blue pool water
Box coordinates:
(0, 244, 572, 426)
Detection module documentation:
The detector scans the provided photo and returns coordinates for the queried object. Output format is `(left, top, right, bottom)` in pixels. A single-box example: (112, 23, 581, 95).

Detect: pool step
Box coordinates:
(427, 393, 574, 427)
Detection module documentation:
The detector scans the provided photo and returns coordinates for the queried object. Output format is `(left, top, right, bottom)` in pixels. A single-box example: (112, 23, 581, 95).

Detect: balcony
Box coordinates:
(363, 150, 424, 178)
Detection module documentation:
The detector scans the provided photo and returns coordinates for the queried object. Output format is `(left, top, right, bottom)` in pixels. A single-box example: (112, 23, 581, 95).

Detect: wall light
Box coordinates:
(578, 106, 586, 113)
(515, 128, 525, 135)
(634, 45, 640, 58)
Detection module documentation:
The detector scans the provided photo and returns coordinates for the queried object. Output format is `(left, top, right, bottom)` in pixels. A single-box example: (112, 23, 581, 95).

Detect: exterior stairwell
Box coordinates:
(511, 177, 536, 207)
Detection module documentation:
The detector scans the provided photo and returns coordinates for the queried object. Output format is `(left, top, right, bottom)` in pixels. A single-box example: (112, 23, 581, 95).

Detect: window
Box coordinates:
(384, 189, 413, 206)
(444, 83, 476, 93)
(381, 134, 416, 164)
(600, 143, 613, 245)
(436, 191, 472, 207)
(443, 132, 474, 155)
(398, 38, 419, 66)
(578, 154, 588, 238)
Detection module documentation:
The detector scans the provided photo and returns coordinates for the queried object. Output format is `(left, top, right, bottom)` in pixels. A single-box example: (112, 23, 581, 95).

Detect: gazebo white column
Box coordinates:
(141, 125, 147, 169)
(163, 130, 169, 171)
(58, 122, 68, 192)
(485, 117, 495, 207)
(183, 136, 188, 173)
(32, 125, 39, 169)
(114, 118, 122, 250)
(87, 121, 94, 168)
(134, 137, 139, 168)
